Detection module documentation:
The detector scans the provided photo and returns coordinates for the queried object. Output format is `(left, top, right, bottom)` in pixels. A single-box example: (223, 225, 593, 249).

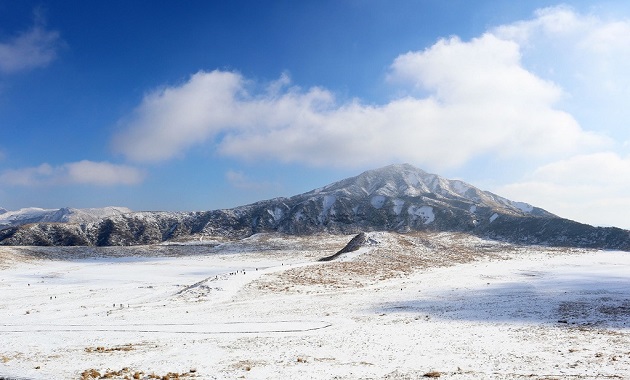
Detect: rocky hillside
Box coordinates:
(1, 164, 629, 249)
(0, 206, 131, 230)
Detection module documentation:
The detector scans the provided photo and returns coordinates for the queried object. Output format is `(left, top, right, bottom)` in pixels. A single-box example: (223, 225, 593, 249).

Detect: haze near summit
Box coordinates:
(0, 1, 629, 229)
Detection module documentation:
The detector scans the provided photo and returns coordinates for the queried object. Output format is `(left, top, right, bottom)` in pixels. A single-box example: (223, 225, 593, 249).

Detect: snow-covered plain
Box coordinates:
(1, 232, 629, 379)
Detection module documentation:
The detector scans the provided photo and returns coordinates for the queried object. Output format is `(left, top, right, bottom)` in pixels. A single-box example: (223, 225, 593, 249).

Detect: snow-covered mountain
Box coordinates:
(1, 164, 629, 249)
(0, 206, 131, 230)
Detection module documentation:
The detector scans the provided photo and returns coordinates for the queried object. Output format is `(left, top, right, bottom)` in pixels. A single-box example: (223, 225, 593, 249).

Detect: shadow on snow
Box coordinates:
(373, 271, 630, 328)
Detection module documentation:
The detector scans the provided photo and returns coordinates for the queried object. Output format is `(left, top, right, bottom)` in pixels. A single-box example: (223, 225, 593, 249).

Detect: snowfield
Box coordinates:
(0, 232, 629, 379)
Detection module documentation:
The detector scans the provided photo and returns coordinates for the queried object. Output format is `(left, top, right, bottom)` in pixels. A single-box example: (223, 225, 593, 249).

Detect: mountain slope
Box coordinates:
(0, 206, 132, 230)
(251, 163, 555, 235)
(1, 164, 629, 249)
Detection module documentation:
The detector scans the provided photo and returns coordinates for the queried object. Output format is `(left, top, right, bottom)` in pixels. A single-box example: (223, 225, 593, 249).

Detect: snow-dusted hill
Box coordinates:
(1, 164, 629, 249)
(0, 206, 131, 230)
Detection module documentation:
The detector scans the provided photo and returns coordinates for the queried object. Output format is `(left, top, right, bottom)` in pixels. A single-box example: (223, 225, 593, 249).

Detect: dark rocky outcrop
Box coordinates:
(319, 232, 369, 261)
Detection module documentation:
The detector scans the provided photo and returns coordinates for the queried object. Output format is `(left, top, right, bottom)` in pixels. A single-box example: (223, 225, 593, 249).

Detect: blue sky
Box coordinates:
(1, 1, 630, 229)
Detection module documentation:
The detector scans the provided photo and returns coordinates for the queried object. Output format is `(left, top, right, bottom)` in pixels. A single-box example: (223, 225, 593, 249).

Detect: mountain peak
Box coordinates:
(313, 163, 549, 218)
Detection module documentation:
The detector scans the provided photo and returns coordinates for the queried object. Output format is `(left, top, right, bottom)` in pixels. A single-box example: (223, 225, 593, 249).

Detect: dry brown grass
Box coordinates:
(80, 369, 101, 380)
(423, 371, 442, 378)
(0, 352, 23, 364)
(0, 246, 40, 269)
(250, 232, 589, 294)
(229, 359, 266, 372)
(251, 232, 505, 292)
(84, 344, 135, 353)
(80, 367, 196, 380)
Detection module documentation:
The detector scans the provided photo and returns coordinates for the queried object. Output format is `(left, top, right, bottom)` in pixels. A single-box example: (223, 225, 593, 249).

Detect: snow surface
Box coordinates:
(370, 195, 386, 209)
(514, 202, 534, 213)
(0, 207, 57, 227)
(490, 212, 499, 223)
(450, 180, 471, 196)
(322, 195, 337, 218)
(392, 199, 405, 215)
(267, 207, 284, 222)
(408, 205, 435, 224)
(1, 236, 630, 379)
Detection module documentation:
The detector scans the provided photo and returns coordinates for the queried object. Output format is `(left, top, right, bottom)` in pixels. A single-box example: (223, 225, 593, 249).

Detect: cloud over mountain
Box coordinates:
(0, 161, 145, 186)
(498, 152, 630, 228)
(112, 9, 608, 170)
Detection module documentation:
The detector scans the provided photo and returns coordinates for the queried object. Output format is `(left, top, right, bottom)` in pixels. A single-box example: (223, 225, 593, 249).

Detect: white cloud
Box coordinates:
(0, 19, 62, 74)
(113, 61, 604, 169)
(113, 6, 630, 170)
(0, 161, 145, 186)
(480, 5, 630, 229)
(64, 161, 146, 186)
(495, 5, 630, 53)
(497, 152, 630, 229)
(494, 6, 630, 138)
(0, 163, 54, 186)
(113, 71, 245, 162)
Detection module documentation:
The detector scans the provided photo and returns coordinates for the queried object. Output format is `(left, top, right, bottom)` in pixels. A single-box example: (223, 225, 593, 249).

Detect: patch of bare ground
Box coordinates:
(1, 352, 23, 363)
(228, 359, 267, 372)
(250, 232, 594, 293)
(422, 371, 442, 378)
(250, 232, 539, 292)
(80, 367, 197, 380)
(2, 233, 351, 262)
(84, 344, 135, 353)
(232, 233, 351, 253)
(0, 247, 39, 268)
(384, 369, 444, 379)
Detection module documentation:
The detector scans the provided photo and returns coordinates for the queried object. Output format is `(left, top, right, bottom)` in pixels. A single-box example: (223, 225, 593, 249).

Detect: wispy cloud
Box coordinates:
(225, 170, 280, 191)
(493, 5, 630, 135)
(0, 161, 145, 186)
(498, 152, 630, 228)
(0, 12, 62, 74)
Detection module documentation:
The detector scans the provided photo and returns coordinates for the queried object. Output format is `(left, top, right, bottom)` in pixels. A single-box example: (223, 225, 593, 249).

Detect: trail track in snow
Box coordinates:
(0, 321, 331, 334)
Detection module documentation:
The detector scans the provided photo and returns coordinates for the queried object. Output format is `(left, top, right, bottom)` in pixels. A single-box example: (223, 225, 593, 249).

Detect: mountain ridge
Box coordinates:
(1, 164, 628, 249)
(0, 206, 132, 230)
